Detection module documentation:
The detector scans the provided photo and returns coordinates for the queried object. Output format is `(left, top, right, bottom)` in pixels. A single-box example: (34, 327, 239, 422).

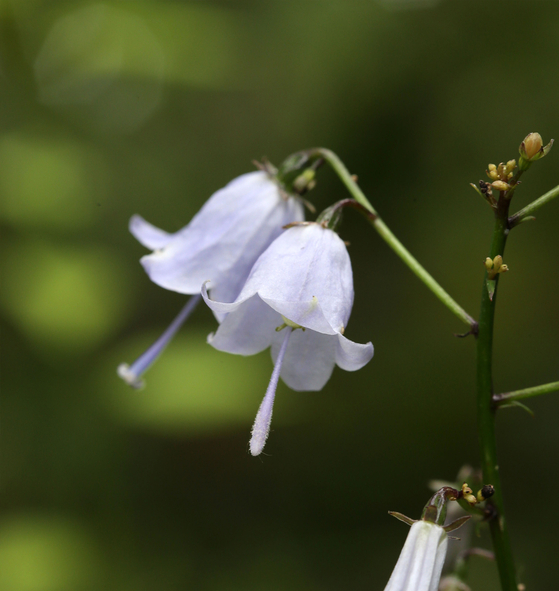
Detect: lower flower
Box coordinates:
(202, 223, 374, 455)
(384, 521, 448, 591)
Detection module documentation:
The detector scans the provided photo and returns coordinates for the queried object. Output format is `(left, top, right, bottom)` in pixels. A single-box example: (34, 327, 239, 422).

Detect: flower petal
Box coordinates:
(271, 328, 337, 391)
(207, 293, 280, 356)
(384, 521, 448, 591)
(139, 172, 304, 296)
(335, 333, 374, 372)
(235, 224, 354, 331)
(129, 214, 174, 250)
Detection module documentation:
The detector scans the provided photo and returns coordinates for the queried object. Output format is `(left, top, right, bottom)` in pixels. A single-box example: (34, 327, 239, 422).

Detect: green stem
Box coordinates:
(476, 197, 518, 590)
(311, 148, 477, 329)
(493, 381, 559, 406)
(509, 184, 559, 228)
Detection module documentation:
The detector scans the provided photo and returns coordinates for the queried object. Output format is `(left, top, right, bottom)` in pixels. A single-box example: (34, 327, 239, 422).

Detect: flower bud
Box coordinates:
(461, 482, 477, 505)
(292, 169, 316, 194)
(477, 484, 495, 503)
(491, 180, 510, 192)
(486, 255, 509, 280)
(505, 159, 516, 174)
(519, 133, 554, 170)
(522, 133, 543, 160)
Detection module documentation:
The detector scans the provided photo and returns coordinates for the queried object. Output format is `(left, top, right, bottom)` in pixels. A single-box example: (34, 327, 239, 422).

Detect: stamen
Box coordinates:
(117, 293, 202, 389)
(249, 327, 293, 456)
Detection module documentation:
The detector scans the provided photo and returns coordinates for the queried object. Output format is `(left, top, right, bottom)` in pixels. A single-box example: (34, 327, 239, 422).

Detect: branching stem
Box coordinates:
(493, 381, 559, 406)
(509, 184, 559, 228)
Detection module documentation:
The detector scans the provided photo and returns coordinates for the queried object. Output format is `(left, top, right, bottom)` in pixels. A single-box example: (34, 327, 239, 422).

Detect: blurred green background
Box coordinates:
(1, 1, 558, 589)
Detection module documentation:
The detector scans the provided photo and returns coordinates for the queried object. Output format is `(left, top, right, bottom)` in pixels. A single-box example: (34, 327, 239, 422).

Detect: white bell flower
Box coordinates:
(384, 520, 448, 591)
(118, 170, 304, 388)
(202, 222, 374, 454)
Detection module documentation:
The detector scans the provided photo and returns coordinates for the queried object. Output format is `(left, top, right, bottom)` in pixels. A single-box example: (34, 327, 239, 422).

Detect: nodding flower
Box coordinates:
(202, 222, 374, 455)
(118, 170, 304, 388)
(384, 520, 448, 591)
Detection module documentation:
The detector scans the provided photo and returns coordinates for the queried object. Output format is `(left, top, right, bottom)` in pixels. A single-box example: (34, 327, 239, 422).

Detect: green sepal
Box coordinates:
(471, 182, 497, 208)
(443, 515, 471, 534)
(514, 215, 536, 226)
(388, 511, 417, 527)
(499, 400, 535, 417)
(486, 278, 496, 301)
(470, 183, 483, 197)
(316, 201, 344, 230)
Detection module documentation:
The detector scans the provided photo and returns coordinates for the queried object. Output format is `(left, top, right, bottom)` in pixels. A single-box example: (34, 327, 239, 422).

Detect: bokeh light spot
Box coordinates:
(0, 514, 98, 591)
(2, 241, 132, 356)
(0, 133, 105, 229)
(34, 3, 165, 133)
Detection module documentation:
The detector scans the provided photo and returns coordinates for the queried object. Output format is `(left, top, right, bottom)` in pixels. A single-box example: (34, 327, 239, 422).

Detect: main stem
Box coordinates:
(476, 197, 518, 590)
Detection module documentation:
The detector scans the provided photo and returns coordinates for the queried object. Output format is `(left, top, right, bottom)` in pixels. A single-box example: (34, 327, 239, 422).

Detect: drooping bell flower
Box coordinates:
(384, 521, 448, 591)
(202, 222, 374, 455)
(384, 487, 471, 591)
(118, 170, 305, 388)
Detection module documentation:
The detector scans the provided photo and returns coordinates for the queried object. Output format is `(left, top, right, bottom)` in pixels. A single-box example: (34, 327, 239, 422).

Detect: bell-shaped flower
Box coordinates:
(131, 171, 305, 302)
(118, 170, 305, 388)
(202, 222, 374, 455)
(384, 520, 448, 591)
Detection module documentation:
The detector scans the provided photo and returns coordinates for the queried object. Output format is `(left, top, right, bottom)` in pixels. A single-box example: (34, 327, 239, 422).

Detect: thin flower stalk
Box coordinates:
(302, 148, 477, 330)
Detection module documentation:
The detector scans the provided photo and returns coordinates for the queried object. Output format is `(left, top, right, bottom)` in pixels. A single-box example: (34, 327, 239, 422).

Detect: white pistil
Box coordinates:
(117, 293, 202, 389)
(249, 326, 293, 456)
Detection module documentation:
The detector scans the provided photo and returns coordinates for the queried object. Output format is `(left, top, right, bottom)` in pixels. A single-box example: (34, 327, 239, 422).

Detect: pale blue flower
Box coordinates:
(202, 223, 374, 454)
(131, 171, 304, 302)
(384, 520, 448, 591)
(118, 170, 304, 388)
